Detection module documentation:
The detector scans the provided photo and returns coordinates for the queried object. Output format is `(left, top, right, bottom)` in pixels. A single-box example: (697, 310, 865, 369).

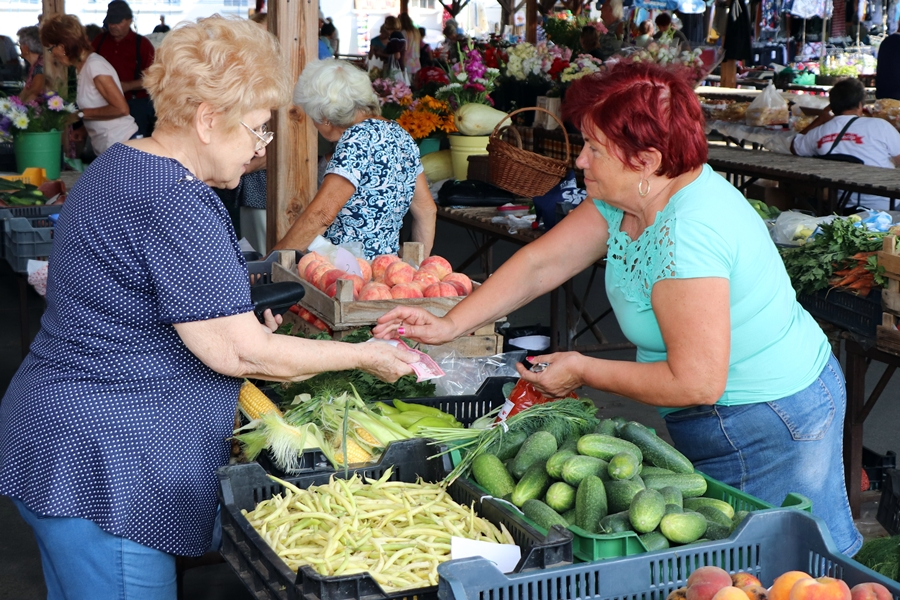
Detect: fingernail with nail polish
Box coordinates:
(398, 327, 406, 335)
(526, 356, 535, 362)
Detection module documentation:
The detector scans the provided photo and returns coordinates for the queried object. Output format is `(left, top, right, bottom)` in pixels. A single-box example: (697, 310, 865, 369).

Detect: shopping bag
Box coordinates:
(745, 83, 789, 126)
(387, 56, 410, 86)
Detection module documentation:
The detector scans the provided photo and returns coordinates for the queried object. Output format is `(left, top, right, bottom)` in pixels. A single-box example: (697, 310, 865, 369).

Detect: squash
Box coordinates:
(421, 150, 453, 183)
(454, 104, 511, 136)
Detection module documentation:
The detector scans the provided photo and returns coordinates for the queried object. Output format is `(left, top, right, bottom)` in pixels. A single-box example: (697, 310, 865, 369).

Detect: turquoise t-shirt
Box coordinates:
(594, 165, 830, 414)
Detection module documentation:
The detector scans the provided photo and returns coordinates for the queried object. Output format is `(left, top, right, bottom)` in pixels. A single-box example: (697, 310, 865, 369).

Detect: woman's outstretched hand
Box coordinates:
(372, 306, 457, 345)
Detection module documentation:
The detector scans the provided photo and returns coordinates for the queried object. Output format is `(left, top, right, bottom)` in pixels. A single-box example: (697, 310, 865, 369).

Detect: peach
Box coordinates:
(356, 257, 373, 282)
(769, 572, 813, 600)
(789, 578, 850, 600)
(340, 274, 366, 297)
(733, 574, 763, 590)
(303, 259, 325, 281)
(687, 567, 734, 600)
(443, 272, 473, 295)
(358, 282, 393, 301)
(318, 269, 348, 292)
(307, 263, 333, 288)
(383, 261, 416, 287)
(325, 282, 338, 298)
(418, 263, 446, 280)
(849, 583, 893, 600)
(444, 280, 468, 296)
(297, 251, 326, 278)
(742, 585, 768, 600)
(712, 587, 751, 600)
(390, 283, 424, 299)
(420, 255, 453, 279)
(412, 270, 441, 288)
(668, 589, 688, 600)
(423, 282, 459, 297)
(371, 254, 401, 281)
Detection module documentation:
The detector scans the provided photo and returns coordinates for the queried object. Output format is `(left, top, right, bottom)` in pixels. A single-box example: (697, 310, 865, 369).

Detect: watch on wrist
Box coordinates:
(77, 111, 84, 119)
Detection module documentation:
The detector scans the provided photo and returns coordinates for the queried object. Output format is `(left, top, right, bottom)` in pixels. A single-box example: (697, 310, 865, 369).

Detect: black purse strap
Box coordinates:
(825, 116, 859, 156)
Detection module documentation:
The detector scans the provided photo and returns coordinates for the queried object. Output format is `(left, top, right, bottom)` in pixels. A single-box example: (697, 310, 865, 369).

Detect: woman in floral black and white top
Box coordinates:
(273, 59, 436, 260)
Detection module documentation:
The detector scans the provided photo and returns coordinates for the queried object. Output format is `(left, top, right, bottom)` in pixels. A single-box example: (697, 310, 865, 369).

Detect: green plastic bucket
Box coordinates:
(14, 130, 62, 181)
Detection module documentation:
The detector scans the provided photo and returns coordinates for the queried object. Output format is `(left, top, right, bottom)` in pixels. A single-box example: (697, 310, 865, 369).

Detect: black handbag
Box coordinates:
(436, 179, 517, 207)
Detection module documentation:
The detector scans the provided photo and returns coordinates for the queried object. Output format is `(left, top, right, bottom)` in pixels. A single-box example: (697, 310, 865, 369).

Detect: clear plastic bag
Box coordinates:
(745, 84, 789, 126)
(771, 211, 836, 245)
(433, 350, 526, 396)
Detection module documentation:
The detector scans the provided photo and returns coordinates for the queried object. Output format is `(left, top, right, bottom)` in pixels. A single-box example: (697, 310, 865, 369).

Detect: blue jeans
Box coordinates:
(664, 353, 863, 556)
(12, 499, 177, 600)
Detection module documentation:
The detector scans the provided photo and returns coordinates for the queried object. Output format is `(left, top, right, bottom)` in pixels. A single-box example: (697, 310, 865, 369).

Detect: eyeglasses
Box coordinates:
(240, 121, 274, 152)
(46, 44, 59, 53)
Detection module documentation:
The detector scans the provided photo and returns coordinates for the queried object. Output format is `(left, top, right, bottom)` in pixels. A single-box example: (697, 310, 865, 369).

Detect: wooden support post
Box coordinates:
(42, 0, 67, 95)
(526, 0, 537, 43)
(401, 0, 410, 14)
(266, 0, 319, 251)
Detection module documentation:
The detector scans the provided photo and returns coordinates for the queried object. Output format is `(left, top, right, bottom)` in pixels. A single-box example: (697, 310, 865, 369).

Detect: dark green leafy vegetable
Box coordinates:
(854, 535, 900, 582)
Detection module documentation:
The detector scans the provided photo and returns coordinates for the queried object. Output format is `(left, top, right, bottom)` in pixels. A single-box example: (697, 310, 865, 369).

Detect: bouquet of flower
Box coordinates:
(560, 54, 604, 84)
(607, 43, 712, 87)
(544, 16, 608, 51)
(504, 42, 573, 85)
(396, 95, 457, 141)
(435, 43, 501, 109)
(371, 78, 413, 120)
(0, 92, 77, 142)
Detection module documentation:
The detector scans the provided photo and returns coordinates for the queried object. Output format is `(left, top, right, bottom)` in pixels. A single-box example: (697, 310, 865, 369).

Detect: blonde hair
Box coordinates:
(143, 14, 292, 131)
(292, 60, 380, 127)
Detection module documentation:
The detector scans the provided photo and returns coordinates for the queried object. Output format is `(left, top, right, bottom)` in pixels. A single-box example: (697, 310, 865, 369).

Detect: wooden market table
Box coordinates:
(436, 206, 632, 354)
(706, 145, 900, 214)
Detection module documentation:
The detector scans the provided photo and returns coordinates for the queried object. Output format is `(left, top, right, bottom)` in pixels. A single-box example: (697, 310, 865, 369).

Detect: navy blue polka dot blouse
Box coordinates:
(0, 143, 253, 556)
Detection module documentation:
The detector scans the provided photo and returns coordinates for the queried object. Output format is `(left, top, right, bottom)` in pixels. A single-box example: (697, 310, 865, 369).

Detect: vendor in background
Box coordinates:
(579, 26, 605, 60)
(271, 59, 436, 260)
(16, 26, 45, 103)
(41, 14, 138, 156)
(596, 0, 626, 60)
(634, 20, 655, 47)
(0, 17, 416, 598)
(791, 77, 900, 212)
(374, 62, 863, 557)
(653, 12, 691, 51)
(876, 19, 900, 100)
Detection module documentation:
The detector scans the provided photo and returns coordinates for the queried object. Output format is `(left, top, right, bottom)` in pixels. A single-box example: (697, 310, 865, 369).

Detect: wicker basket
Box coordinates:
(488, 107, 570, 198)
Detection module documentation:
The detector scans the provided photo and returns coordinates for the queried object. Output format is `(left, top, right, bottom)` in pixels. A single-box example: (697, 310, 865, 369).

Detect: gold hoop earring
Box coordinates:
(638, 177, 650, 197)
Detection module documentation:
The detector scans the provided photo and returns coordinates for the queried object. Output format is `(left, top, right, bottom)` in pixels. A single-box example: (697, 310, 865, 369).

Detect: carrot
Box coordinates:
(832, 272, 864, 287)
(833, 268, 854, 277)
(849, 251, 877, 260)
(847, 276, 874, 290)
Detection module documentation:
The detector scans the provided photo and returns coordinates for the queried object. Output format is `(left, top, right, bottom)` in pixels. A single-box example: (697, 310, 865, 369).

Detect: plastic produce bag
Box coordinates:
(387, 57, 410, 86)
(433, 351, 526, 396)
(771, 211, 836, 246)
(745, 84, 789, 126)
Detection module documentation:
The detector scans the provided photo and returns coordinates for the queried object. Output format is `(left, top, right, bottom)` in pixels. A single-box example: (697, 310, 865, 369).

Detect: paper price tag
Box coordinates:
(450, 537, 521, 573)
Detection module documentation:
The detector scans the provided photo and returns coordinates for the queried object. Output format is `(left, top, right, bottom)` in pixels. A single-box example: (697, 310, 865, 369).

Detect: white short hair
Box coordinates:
(292, 60, 380, 127)
(606, 0, 624, 21)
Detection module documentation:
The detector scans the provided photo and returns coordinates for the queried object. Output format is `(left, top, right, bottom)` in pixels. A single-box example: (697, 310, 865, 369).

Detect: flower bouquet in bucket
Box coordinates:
(0, 92, 77, 141)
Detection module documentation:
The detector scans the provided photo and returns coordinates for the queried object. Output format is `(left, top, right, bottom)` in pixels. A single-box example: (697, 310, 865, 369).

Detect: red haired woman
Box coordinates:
(374, 62, 861, 557)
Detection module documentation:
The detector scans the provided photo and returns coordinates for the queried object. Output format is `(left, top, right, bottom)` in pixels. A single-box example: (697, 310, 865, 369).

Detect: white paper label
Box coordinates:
(334, 247, 363, 277)
(450, 537, 521, 573)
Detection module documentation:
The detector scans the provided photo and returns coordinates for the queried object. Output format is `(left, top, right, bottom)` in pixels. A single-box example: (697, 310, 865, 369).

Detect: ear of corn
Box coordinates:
(335, 437, 372, 465)
(238, 380, 282, 420)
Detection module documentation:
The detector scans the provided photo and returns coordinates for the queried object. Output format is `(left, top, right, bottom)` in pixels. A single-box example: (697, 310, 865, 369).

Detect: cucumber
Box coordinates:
(695, 506, 733, 540)
(599, 510, 633, 533)
(510, 431, 558, 479)
(659, 486, 683, 508)
(594, 418, 619, 436)
(545, 481, 576, 512)
(732, 510, 750, 529)
(545, 449, 577, 480)
(559, 437, 580, 452)
(659, 512, 708, 544)
(577, 434, 643, 463)
(511, 461, 552, 507)
(608, 451, 642, 481)
(641, 466, 676, 476)
(683, 497, 735, 520)
(562, 508, 577, 525)
(605, 477, 646, 513)
(491, 430, 529, 462)
(522, 499, 569, 531)
(471, 453, 516, 498)
(639, 530, 671, 552)
(628, 488, 666, 533)
(618, 422, 694, 474)
(561, 455, 609, 486)
(574, 475, 608, 533)
(642, 473, 708, 498)
(664, 503, 684, 515)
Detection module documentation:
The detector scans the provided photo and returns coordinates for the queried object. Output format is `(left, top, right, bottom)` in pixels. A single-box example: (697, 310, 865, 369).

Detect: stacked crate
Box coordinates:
(877, 234, 900, 354)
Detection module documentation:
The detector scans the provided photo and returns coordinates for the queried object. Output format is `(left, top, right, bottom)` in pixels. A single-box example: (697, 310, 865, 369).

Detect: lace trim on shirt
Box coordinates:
(605, 201, 677, 311)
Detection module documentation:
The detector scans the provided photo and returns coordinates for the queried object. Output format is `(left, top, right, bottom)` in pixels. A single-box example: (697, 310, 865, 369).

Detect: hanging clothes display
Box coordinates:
(760, 0, 782, 32)
(832, 0, 846, 37)
(724, 0, 754, 60)
(789, 0, 832, 19)
(679, 12, 708, 43)
(678, 0, 707, 13)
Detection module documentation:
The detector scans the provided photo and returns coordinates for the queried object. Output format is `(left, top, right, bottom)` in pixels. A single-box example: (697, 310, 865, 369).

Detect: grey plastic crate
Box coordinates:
(0, 205, 62, 260)
(3, 213, 57, 273)
(437, 509, 900, 600)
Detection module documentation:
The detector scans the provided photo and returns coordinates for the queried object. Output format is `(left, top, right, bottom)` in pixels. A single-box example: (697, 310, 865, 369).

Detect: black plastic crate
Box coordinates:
(437, 509, 900, 600)
(864, 446, 897, 491)
(383, 376, 515, 427)
(217, 438, 573, 600)
(798, 288, 883, 338)
(877, 468, 900, 536)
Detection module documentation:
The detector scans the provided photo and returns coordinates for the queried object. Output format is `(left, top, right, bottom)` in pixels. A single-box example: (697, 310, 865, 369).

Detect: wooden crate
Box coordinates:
(877, 234, 900, 355)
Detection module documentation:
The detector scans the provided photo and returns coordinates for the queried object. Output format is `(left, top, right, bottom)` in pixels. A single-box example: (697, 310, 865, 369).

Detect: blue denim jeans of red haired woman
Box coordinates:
(664, 353, 863, 556)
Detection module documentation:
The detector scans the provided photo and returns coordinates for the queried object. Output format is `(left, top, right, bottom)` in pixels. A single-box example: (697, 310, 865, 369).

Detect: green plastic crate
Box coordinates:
(466, 471, 811, 563)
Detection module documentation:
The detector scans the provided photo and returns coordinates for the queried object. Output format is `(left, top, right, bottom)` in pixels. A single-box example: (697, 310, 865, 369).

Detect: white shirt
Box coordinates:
(77, 53, 139, 155)
(793, 114, 900, 210)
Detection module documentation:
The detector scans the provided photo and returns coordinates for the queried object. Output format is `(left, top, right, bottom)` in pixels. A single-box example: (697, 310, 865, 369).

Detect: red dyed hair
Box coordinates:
(563, 61, 707, 178)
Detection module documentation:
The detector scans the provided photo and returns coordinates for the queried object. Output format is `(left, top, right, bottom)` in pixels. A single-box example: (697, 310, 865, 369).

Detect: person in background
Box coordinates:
(370, 16, 402, 66)
(41, 14, 138, 155)
(85, 23, 102, 42)
(418, 26, 434, 67)
(153, 15, 170, 33)
(272, 59, 436, 259)
(792, 77, 900, 211)
(876, 20, 900, 100)
(319, 22, 337, 58)
(580, 26, 604, 59)
(325, 17, 339, 55)
(596, 0, 626, 59)
(653, 12, 691, 51)
(16, 27, 45, 103)
(1, 17, 416, 598)
(92, 0, 156, 137)
(399, 13, 421, 76)
(634, 20, 655, 47)
(374, 62, 863, 559)
(0, 35, 21, 81)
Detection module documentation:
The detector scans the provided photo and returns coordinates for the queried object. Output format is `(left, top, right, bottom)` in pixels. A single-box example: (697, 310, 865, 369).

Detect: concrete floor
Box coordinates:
(0, 217, 897, 599)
